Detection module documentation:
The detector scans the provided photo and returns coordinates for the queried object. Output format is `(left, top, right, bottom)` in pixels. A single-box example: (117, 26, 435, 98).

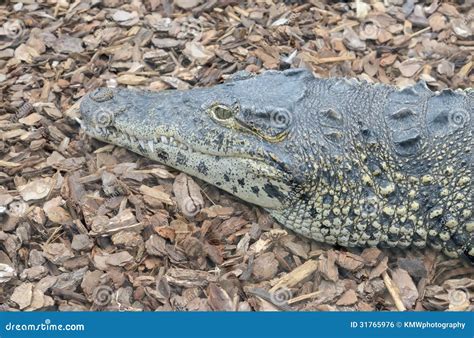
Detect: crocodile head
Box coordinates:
(80, 69, 314, 209)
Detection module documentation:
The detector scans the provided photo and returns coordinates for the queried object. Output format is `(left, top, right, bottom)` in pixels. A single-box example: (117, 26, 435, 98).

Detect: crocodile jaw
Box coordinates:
(78, 80, 306, 209)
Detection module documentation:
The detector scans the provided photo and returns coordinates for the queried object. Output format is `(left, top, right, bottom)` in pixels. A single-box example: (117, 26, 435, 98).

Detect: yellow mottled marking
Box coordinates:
(380, 183, 395, 196)
(440, 188, 449, 197)
(410, 201, 420, 211)
(362, 174, 373, 186)
(459, 176, 470, 186)
(422, 175, 433, 184)
(396, 206, 407, 216)
(429, 208, 444, 219)
(445, 218, 458, 228)
(383, 206, 395, 216)
(439, 231, 450, 241)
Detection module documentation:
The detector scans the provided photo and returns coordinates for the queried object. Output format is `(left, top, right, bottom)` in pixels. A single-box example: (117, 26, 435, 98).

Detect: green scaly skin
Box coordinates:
(79, 69, 473, 258)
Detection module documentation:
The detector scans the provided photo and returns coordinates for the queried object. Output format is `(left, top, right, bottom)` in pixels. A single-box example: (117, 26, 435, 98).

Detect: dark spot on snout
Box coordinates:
(224, 174, 230, 182)
(197, 161, 209, 175)
(237, 178, 245, 187)
(215, 133, 225, 150)
(157, 151, 169, 161)
(251, 186, 260, 195)
(177, 153, 188, 166)
(263, 183, 284, 200)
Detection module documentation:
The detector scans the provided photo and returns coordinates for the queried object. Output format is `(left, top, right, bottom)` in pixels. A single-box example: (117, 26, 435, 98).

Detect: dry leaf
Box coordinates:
(18, 177, 53, 201)
(139, 185, 173, 205)
(117, 74, 148, 85)
(11, 283, 33, 309)
(391, 268, 418, 309)
(336, 289, 358, 306)
(398, 59, 422, 77)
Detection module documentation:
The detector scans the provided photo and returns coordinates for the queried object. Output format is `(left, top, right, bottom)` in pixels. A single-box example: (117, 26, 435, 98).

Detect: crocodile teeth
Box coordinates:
(161, 136, 168, 144)
(138, 140, 146, 149)
(148, 140, 155, 153)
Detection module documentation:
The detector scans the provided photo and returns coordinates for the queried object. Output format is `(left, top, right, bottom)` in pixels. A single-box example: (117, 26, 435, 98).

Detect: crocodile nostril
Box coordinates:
(90, 88, 114, 102)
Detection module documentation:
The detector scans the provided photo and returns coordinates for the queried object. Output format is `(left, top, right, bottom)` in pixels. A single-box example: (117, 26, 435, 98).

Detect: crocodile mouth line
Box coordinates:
(86, 125, 191, 153)
(81, 123, 290, 185)
(83, 124, 290, 181)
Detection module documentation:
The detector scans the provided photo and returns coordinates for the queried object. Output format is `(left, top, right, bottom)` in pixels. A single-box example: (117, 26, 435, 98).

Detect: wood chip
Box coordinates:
(391, 268, 419, 309)
(1, 0, 472, 313)
(270, 260, 318, 293)
(139, 185, 173, 205)
(336, 289, 358, 306)
(10, 283, 34, 309)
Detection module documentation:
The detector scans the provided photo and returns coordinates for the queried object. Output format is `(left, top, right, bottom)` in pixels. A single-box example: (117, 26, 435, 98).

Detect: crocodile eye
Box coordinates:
(211, 105, 235, 121)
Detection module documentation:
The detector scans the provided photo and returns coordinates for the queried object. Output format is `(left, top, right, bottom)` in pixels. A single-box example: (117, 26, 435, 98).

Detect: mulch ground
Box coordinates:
(0, 0, 473, 311)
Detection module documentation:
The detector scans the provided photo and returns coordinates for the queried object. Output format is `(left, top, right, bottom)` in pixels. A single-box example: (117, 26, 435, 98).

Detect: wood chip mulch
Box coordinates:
(0, 0, 473, 312)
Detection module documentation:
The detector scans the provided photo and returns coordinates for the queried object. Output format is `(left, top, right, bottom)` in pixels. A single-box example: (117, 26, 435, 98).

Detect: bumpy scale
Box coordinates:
(79, 69, 473, 258)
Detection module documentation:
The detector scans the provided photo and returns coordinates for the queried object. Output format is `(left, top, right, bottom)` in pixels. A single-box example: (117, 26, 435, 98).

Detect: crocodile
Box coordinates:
(79, 68, 473, 258)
